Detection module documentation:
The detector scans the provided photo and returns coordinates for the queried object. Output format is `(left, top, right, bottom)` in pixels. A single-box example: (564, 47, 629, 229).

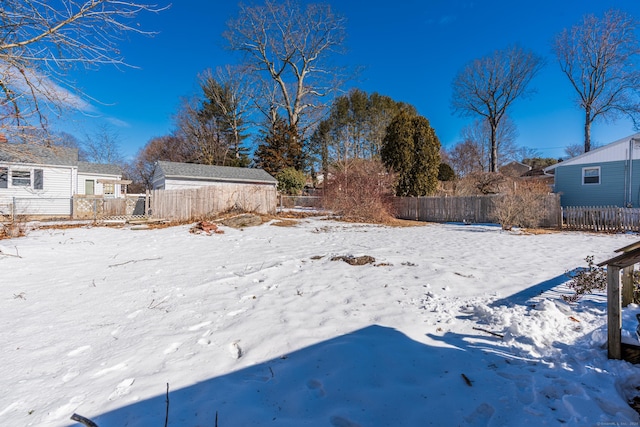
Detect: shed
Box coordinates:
(152, 161, 277, 190)
(598, 243, 640, 362)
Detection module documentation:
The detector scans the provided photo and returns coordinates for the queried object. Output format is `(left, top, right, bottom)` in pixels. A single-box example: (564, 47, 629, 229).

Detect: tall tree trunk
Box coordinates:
(490, 122, 498, 172)
(584, 107, 592, 153)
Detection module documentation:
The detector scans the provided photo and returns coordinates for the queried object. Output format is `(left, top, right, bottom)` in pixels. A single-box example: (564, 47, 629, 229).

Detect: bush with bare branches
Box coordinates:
(454, 172, 510, 195)
(494, 179, 551, 229)
(322, 159, 396, 223)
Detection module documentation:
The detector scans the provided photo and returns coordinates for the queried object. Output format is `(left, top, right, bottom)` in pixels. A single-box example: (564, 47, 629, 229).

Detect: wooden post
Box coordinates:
(622, 265, 634, 307)
(608, 265, 622, 360)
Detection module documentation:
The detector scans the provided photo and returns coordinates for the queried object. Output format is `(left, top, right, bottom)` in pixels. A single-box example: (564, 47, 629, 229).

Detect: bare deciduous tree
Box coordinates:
(564, 143, 585, 159)
(0, 1, 166, 141)
(224, 0, 347, 140)
(554, 9, 640, 153)
(174, 96, 230, 166)
(82, 125, 124, 165)
(130, 134, 192, 190)
(451, 45, 544, 172)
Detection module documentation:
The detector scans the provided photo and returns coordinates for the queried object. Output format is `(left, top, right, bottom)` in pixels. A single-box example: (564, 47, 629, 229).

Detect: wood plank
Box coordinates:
(608, 265, 622, 360)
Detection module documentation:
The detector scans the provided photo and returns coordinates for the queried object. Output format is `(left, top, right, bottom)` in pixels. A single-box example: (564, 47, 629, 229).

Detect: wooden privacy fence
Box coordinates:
(394, 194, 562, 228)
(563, 206, 640, 232)
(150, 184, 277, 221)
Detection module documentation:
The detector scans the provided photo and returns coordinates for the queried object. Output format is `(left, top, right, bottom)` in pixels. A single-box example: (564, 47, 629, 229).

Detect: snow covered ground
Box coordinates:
(2, 216, 640, 426)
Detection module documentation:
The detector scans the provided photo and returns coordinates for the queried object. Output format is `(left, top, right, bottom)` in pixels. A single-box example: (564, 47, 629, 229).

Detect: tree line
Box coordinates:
(2, 2, 640, 195)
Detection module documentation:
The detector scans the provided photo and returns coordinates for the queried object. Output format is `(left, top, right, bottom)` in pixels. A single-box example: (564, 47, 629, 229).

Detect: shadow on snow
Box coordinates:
(66, 323, 622, 427)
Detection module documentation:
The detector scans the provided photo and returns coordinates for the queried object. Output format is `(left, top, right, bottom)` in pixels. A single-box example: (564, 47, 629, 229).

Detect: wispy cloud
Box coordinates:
(105, 117, 131, 128)
(439, 15, 457, 25)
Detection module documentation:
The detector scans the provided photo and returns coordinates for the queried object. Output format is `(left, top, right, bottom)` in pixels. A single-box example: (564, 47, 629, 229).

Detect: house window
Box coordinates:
(583, 167, 600, 185)
(0, 167, 7, 188)
(103, 182, 115, 196)
(34, 169, 43, 190)
(85, 180, 95, 195)
(12, 170, 31, 187)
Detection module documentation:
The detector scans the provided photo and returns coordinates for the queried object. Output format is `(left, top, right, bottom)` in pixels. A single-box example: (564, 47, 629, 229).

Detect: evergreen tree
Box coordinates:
(381, 111, 441, 196)
(254, 118, 304, 175)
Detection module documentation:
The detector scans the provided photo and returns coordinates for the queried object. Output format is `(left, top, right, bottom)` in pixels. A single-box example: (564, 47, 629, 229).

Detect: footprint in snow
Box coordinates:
(464, 403, 495, 426)
(91, 362, 127, 379)
(188, 321, 212, 331)
(62, 370, 79, 383)
(227, 309, 247, 317)
(197, 338, 211, 346)
(307, 379, 326, 398)
(67, 345, 91, 357)
(108, 378, 135, 401)
(127, 310, 142, 319)
(330, 415, 361, 427)
(164, 342, 181, 354)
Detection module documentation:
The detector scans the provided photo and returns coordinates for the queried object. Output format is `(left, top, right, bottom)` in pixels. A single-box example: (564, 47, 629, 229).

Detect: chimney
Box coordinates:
(0, 134, 7, 143)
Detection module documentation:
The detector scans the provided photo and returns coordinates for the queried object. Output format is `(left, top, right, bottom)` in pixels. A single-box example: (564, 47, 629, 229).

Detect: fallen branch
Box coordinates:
(0, 246, 21, 258)
(164, 383, 170, 427)
(472, 326, 504, 339)
(70, 413, 99, 427)
(461, 373, 473, 387)
(108, 257, 162, 268)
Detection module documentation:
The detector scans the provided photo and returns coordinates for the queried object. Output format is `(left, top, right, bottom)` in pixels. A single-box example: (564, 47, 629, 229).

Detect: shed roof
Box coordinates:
(156, 161, 277, 184)
(0, 143, 78, 166)
(78, 161, 122, 176)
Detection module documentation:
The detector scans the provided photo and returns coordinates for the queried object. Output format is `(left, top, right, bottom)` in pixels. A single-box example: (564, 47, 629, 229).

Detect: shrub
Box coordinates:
(563, 255, 640, 303)
(562, 256, 607, 302)
(494, 179, 550, 229)
(438, 163, 456, 181)
(455, 172, 508, 195)
(322, 159, 396, 223)
(276, 167, 306, 195)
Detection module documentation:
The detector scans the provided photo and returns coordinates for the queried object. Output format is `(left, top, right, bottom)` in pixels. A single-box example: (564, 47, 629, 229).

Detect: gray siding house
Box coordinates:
(544, 133, 640, 207)
(152, 161, 277, 190)
(151, 161, 278, 217)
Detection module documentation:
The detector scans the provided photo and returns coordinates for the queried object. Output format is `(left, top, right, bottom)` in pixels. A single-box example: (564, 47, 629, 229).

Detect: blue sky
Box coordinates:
(56, 0, 640, 161)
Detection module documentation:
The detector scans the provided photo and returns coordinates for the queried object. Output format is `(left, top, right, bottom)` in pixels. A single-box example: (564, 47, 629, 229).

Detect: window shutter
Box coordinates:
(34, 169, 43, 190)
(0, 167, 7, 188)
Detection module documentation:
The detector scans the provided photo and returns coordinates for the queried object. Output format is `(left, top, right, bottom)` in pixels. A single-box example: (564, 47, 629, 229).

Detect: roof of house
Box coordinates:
(499, 161, 532, 177)
(78, 161, 122, 176)
(544, 132, 640, 172)
(0, 143, 122, 177)
(0, 143, 78, 166)
(156, 161, 277, 184)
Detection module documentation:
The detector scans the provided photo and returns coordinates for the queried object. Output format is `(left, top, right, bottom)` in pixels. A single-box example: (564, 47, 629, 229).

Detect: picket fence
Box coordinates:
(563, 206, 640, 232)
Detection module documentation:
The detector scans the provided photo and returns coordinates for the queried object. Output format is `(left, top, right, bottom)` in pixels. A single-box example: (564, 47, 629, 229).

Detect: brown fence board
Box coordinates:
(394, 194, 562, 228)
(150, 184, 277, 222)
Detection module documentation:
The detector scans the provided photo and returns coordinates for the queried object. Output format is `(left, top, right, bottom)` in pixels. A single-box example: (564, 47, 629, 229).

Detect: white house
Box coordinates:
(0, 143, 124, 217)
